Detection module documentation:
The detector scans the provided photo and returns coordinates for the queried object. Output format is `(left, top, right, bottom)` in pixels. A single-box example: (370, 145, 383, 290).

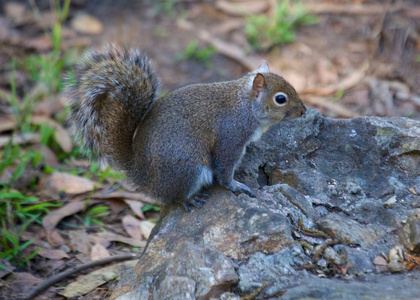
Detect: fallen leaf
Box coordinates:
(409, 188, 417, 195)
(71, 14, 103, 35)
(0, 118, 16, 133)
(95, 231, 146, 248)
(0, 259, 15, 279)
(42, 201, 87, 231)
(0, 133, 39, 148)
(92, 190, 157, 205)
(47, 230, 66, 247)
(38, 249, 70, 260)
(69, 230, 91, 256)
(59, 260, 136, 298)
(216, 0, 269, 17)
(4, 2, 27, 25)
(89, 235, 111, 249)
(44, 172, 96, 195)
(91, 243, 110, 261)
(24, 35, 52, 51)
(31, 116, 73, 152)
(316, 59, 339, 85)
(107, 198, 128, 214)
(122, 215, 143, 240)
(124, 199, 146, 219)
(33, 144, 59, 167)
(139, 220, 155, 239)
(3, 272, 43, 296)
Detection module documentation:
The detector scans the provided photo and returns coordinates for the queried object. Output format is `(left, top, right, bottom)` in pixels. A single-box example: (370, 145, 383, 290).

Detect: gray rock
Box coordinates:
(280, 272, 420, 300)
(323, 247, 345, 265)
(154, 276, 195, 300)
(317, 213, 384, 250)
(111, 110, 420, 300)
(238, 244, 312, 295)
(339, 246, 374, 275)
(400, 209, 420, 254)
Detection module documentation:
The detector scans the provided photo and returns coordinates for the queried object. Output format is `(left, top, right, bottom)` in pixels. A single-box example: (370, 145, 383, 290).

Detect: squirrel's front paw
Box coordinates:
(226, 180, 256, 198)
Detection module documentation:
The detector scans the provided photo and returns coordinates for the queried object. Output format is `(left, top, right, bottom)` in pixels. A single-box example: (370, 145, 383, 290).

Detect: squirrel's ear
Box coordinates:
(254, 61, 269, 74)
(252, 73, 266, 98)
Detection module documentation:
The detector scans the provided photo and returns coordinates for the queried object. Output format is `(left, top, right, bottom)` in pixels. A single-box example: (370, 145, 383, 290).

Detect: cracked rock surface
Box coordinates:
(112, 109, 420, 299)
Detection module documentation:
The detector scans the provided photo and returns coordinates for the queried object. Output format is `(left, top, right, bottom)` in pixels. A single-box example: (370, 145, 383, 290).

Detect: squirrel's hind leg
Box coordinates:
(182, 166, 213, 212)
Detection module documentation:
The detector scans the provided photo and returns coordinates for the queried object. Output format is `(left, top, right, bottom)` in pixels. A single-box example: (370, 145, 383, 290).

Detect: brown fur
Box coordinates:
(68, 45, 306, 208)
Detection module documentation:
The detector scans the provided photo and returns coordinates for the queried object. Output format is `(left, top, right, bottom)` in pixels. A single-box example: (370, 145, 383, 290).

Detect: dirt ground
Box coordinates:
(0, 0, 419, 299)
(1, 0, 420, 118)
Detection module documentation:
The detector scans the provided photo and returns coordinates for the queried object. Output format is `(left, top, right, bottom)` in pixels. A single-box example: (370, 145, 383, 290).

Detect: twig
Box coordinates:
(23, 253, 138, 300)
(177, 18, 260, 71)
(241, 282, 268, 300)
(303, 96, 358, 118)
(297, 218, 331, 239)
(306, 3, 406, 15)
(313, 239, 340, 263)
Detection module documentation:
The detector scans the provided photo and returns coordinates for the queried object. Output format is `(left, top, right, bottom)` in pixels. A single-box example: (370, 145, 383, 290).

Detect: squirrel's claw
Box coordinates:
(183, 203, 192, 212)
(226, 180, 256, 198)
(183, 195, 208, 212)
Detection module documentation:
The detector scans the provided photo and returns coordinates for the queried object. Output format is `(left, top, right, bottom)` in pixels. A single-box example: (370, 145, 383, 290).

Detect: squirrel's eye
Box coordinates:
(273, 92, 288, 106)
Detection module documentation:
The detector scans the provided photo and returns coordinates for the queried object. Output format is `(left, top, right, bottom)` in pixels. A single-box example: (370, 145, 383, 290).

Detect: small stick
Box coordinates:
(313, 239, 340, 263)
(241, 282, 268, 300)
(23, 253, 138, 300)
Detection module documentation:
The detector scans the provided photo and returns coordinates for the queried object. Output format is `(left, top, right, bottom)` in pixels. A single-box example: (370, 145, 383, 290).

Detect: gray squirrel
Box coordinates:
(68, 45, 306, 211)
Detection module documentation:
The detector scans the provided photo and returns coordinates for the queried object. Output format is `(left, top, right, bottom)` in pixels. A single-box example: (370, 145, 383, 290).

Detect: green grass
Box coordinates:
(0, 0, 72, 268)
(0, 141, 61, 267)
(176, 39, 216, 68)
(245, 0, 318, 51)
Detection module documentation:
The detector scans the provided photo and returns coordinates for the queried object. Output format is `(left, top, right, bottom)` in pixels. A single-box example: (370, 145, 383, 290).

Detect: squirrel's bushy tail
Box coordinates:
(68, 44, 160, 171)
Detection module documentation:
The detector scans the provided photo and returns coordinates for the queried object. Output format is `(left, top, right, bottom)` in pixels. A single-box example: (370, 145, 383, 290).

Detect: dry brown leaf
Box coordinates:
(42, 201, 87, 231)
(89, 235, 111, 249)
(71, 14, 103, 35)
(409, 188, 417, 195)
(3, 272, 43, 296)
(4, 2, 27, 25)
(24, 35, 52, 51)
(91, 243, 110, 261)
(33, 144, 59, 167)
(215, 19, 244, 35)
(95, 231, 146, 248)
(38, 248, 70, 260)
(303, 96, 359, 118)
(139, 220, 155, 240)
(0, 259, 15, 279)
(122, 215, 143, 240)
(107, 198, 128, 214)
(306, 2, 407, 15)
(0, 118, 16, 133)
(177, 18, 259, 71)
(216, 0, 269, 17)
(45, 172, 96, 195)
(31, 116, 73, 152)
(0, 133, 39, 148)
(48, 230, 66, 247)
(92, 190, 157, 204)
(59, 260, 137, 298)
(316, 59, 339, 85)
(69, 230, 91, 256)
(124, 199, 146, 219)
